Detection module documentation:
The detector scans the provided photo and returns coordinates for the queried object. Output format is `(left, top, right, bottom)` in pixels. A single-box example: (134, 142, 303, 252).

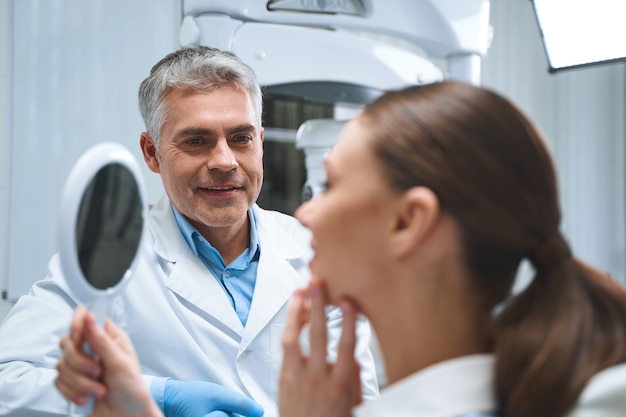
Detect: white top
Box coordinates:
(354, 353, 626, 417)
(353, 354, 495, 417)
(569, 361, 626, 417)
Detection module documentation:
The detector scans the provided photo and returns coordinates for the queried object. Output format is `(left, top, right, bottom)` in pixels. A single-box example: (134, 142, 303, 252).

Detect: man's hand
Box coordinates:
(278, 281, 361, 417)
(163, 379, 264, 417)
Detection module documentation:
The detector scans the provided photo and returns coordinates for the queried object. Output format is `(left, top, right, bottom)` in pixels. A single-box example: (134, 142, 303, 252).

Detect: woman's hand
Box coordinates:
(279, 281, 362, 417)
(55, 306, 162, 417)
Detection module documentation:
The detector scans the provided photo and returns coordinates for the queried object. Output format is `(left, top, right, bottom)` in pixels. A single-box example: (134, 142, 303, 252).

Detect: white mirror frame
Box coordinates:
(58, 142, 148, 313)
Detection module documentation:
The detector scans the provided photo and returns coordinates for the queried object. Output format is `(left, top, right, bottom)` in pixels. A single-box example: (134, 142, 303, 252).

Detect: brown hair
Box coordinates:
(360, 81, 626, 417)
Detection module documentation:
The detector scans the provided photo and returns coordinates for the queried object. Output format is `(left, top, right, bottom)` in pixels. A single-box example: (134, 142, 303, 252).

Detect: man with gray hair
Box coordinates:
(0, 46, 379, 417)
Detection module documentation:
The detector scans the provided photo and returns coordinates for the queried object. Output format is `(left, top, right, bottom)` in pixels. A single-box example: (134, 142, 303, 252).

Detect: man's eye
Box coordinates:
(233, 135, 252, 144)
(185, 138, 202, 145)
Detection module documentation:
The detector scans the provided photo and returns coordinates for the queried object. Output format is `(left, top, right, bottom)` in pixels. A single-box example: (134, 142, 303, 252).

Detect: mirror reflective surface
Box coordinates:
(76, 163, 143, 290)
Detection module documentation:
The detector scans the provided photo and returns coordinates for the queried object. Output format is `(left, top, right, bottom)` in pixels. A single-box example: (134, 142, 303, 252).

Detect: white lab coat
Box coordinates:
(354, 353, 626, 417)
(0, 197, 379, 417)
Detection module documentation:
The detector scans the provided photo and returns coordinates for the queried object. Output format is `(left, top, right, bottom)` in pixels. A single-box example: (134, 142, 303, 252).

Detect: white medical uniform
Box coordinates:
(354, 354, 626, 417)
(354, 354, 496, 417)
(0, 197, 379, 417)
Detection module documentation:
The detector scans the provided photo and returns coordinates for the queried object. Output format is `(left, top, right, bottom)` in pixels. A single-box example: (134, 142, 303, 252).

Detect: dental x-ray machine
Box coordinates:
(179, 0, 492, 200)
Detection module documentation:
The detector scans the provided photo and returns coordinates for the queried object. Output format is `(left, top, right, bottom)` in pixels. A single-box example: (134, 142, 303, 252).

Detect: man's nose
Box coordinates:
(207, 139, 238, 171)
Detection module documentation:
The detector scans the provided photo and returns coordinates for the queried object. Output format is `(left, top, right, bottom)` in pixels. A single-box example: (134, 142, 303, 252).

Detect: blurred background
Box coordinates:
(1, 0, 624, 344)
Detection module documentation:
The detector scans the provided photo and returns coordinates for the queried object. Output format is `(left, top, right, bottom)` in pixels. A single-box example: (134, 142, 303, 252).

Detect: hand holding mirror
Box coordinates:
(58, 142, 148, 415)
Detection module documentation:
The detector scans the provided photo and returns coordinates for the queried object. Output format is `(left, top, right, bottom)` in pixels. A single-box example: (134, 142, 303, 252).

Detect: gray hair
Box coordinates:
(138, 46, 263, 146)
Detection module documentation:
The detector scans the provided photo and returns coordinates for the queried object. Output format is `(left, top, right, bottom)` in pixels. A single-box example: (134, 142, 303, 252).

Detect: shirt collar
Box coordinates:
(172, 205, 260, 262)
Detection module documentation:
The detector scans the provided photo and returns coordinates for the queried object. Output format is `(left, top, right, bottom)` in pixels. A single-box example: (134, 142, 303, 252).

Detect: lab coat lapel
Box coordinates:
(241, 207, 311, 348)
(166, 251, 244, 335)
(149, 197, 244, 335)
(242, 251, 302, 343)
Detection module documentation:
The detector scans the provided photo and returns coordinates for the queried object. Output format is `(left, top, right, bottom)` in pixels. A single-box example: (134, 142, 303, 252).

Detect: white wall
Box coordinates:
(1, 0, 180, 307)
(0, 0, 14, 319)
(482, 0, 626, 289)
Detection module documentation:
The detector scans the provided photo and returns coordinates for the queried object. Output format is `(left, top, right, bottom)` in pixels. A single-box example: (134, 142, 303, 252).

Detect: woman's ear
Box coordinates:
(389, 186, 440, 259)
(140, 132, 160, 174)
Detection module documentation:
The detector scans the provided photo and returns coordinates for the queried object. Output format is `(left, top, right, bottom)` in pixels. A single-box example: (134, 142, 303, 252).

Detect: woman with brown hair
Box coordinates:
(279, 80, 626, 417)
(57, 81, 626, 417)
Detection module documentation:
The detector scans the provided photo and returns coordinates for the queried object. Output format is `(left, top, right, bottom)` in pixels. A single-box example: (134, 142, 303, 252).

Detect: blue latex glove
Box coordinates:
(161, 379, 264, 417)
(204, 412, 233, 417)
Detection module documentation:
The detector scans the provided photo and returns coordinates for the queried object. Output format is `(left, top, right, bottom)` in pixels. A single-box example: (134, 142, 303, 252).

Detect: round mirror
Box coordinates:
(75, 163, 142, 290)
(58, 142, 147, 416)
(59, 142, 147, 315)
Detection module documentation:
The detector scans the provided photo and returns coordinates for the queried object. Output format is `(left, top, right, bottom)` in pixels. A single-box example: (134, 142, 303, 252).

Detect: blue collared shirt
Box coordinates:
(172, 205, 260, 326)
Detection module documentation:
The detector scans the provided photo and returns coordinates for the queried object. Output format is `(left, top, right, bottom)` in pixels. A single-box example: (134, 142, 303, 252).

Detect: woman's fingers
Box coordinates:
(282, 288, 308, 368)
(335, 300, 357, 374)
(58, 331, 102, 379)
(69, 306, 89, 344)
(83, 315, 123, 364)
(54, 377, 88, 405)
(103, 318, 137, 358)
(54, 367, 104, 405)
(56, 323, 106, 403)
(336, 300, 362, 406)
(308, 282, 329, 371)
(278, 282, 360, 417)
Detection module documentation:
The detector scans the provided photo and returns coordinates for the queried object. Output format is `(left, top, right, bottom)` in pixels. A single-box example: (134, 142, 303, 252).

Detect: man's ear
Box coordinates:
(140, 132, 160, 174)
(389, 186, 440, 260)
